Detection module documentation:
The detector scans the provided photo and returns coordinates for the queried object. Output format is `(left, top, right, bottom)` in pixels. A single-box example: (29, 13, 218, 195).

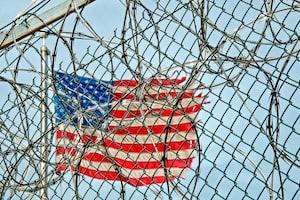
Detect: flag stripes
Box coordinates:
(54, 72, 204, 186)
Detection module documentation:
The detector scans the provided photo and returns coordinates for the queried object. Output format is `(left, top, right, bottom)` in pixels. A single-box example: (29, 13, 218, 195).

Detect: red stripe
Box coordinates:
(57, 124, 194, 140)
(82, 152, 111, 163)
(56, 164, 68, 171)
(102, 138, 197, 152)
(108, 123, 195, 135)
(78, 167, 121, 181)
(110, 104, 202, 118)
(79, 166, 177, 186)
(57, 131, 97, 144)
(56, 147, 194, 169)
(79, 167, 177, 186)
(57, 130, 76, 140)
(56, 146, 77, 156)
(113, 91, 197, 101)
(56, 164, 122, 181)
(56, 130, 76, 140)
(56, 130, 63, 138)
(56, 165, 180, 186)
(83, 152, 194, 169)
(82, 135, 98, 144)
(57, 132, 197, 152)
(114, 80, 138, 87)
(148, 77, 186, 86)
(113, 77, 186, 87)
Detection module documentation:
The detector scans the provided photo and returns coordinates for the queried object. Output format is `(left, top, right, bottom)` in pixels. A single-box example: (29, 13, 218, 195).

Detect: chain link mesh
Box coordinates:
(0, 0, 299, 199)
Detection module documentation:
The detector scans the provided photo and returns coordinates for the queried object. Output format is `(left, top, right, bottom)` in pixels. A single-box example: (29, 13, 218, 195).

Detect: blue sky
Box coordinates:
(0, 0, 299, 200)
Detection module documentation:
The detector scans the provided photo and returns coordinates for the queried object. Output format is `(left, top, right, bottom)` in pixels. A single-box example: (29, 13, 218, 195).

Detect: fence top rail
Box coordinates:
(0, 0, 95, 50)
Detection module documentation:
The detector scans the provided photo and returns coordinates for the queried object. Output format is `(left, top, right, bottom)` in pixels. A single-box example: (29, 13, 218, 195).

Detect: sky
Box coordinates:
(0, 0, 299, 200)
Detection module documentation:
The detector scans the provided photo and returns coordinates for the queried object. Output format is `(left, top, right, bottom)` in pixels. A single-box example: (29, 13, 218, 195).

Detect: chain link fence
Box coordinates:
(0, 0, 299, 199)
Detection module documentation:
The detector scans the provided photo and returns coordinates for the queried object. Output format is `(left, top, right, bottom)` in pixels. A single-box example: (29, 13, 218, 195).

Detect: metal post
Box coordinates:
(40, 33, 49, 200)
(0, 0, 95, 49)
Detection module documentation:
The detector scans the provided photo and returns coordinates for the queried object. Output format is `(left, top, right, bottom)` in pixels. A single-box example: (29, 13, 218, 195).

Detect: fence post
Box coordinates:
(40, 33, 49, 200)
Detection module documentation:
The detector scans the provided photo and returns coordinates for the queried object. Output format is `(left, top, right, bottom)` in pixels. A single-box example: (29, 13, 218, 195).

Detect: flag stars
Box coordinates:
(55, 73, 113, 126)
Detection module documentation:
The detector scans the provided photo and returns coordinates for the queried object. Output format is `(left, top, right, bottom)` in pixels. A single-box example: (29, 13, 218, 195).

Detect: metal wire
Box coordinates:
(0, 0, 299, 199)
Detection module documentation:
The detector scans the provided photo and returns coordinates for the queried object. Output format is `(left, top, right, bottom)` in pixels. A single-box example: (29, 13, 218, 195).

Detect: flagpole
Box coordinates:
(40, 33, 49, 200)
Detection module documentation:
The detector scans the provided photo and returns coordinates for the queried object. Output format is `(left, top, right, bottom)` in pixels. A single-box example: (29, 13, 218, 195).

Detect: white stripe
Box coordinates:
(56, 154, 72, 163)
(108, 112, 197, 127)
(114, 85, 196, 94)
(80, 160, 189, 178)
(56, 155, 189, 179)
(56, 143, 195, 162)
(57, 126, 197, 144)
(105, 130, 197, 144)
(57, 132, 197, 146)
(111, 97, 204, 111)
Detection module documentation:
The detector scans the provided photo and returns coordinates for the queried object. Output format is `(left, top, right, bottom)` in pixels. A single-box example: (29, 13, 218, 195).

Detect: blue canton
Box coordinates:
(54, 72, 113, 127)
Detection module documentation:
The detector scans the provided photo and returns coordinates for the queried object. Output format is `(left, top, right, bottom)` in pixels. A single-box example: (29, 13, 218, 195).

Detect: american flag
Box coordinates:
(54, 72, 205, 186)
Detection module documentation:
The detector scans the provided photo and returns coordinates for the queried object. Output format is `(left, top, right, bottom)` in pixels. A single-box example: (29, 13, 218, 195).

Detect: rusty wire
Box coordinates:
(0, 0, 299, 199)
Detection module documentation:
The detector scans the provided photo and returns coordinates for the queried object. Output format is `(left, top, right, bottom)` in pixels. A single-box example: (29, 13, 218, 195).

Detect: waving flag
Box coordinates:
(54, 72, 205, 186)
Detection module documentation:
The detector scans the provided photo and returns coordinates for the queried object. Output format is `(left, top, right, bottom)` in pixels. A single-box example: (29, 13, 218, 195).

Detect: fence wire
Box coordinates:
(0, 0, 299, 199)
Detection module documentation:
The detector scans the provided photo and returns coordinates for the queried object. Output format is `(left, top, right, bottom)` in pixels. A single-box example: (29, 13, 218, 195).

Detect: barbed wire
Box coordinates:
(0, 0, 299, 199)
